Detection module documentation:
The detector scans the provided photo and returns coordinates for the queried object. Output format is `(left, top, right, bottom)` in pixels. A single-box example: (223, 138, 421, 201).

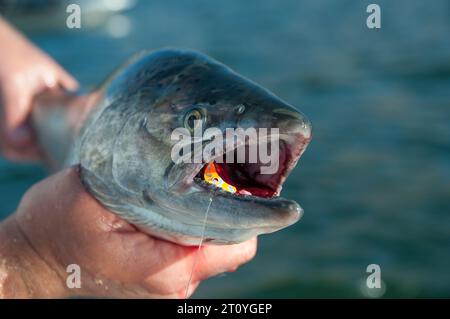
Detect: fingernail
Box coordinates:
(9, 125, 32, 143)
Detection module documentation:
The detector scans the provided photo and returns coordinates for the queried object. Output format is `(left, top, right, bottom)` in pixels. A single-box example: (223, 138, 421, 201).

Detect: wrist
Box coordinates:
(0, 216, 69, 298)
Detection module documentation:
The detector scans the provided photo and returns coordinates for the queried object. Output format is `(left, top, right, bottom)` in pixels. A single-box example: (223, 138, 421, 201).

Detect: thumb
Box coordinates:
(56, 65, 79, 92)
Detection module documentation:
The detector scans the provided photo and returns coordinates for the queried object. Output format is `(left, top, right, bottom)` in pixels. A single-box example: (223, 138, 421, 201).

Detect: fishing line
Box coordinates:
(184, 196, 213, 299)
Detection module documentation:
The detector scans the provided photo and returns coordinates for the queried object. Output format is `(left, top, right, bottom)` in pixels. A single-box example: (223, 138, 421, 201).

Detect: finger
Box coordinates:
(172, 280, 199, 299)
(192, 238, 258, 282)
(184, 280, 200, 299)
(56, 66, 79, 92)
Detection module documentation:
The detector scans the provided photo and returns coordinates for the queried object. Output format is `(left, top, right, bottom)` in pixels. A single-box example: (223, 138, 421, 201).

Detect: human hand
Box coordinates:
(0, 18, 78, 161)
(0, 166, 257, 298)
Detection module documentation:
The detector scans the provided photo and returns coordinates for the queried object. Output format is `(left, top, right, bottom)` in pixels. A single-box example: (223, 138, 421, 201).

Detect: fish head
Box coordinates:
(79, 49, 312, 245)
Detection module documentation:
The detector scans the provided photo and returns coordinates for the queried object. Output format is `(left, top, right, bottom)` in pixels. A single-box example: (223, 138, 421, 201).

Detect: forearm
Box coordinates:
(0, 215, 67, 298)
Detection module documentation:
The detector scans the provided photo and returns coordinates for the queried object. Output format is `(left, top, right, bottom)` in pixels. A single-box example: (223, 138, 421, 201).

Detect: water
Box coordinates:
(1, 0, 449, 298)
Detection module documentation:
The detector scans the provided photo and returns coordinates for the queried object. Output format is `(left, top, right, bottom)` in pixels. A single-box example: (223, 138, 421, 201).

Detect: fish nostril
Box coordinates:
(234, 104, 246, 115)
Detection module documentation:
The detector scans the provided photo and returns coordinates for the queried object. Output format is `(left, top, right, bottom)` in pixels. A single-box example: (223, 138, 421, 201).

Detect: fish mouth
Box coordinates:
(163, 128, 311, 238)
(192, 134, 310, 202)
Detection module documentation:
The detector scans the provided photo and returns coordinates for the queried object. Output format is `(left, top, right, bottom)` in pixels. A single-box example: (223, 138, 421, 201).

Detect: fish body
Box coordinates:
(32, 49, 312, 245)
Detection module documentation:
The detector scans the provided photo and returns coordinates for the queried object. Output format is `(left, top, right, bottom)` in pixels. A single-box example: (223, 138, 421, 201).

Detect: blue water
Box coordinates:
(1, 0, 449, 297)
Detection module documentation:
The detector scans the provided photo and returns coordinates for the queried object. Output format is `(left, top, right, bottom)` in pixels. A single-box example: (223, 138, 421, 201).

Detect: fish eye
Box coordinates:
(184, 108, 205, 131)
(235, 104, 246, 114)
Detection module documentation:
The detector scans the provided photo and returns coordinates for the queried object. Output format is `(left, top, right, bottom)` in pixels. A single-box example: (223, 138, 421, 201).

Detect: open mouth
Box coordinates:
(193, 139, 304, 199)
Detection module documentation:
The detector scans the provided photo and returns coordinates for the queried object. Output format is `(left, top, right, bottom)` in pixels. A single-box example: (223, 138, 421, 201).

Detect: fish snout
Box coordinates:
(272, 108, 312, 140)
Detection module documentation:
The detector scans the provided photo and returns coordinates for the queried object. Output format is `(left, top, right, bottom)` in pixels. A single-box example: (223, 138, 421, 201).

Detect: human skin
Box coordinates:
(0, 17, 78, 161)
(0, 166, 257, 298)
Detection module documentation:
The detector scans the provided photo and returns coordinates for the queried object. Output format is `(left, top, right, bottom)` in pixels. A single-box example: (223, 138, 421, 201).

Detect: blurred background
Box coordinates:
(0, 0, 449, 298)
